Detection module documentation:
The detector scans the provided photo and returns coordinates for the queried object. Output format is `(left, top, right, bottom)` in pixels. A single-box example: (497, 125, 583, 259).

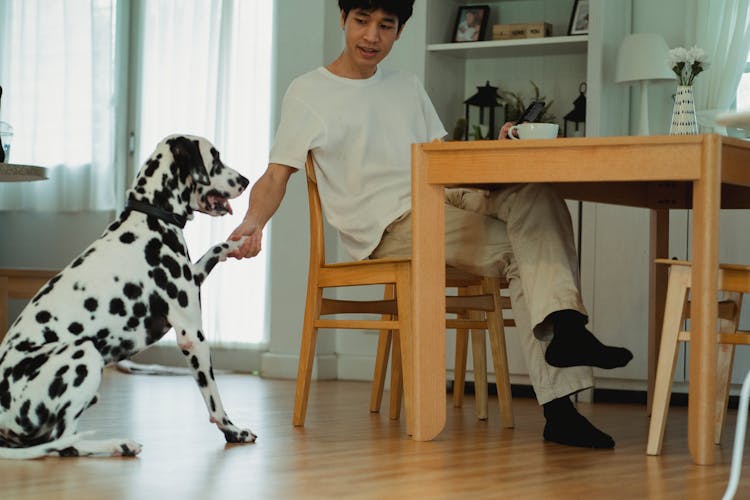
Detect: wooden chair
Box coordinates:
(0, 268, 59, 342)
(647, 259, 750, 455)
(369, 275, 516, 422)
(294, 152, 514, 430)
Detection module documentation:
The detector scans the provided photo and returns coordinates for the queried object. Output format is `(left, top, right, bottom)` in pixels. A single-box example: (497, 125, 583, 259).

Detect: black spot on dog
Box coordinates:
(43, 329, 59, 343)
(197, 331, 205, 342)
(132, 302, 147, 317)
(32, 275, 61, 304)
(126, 317, 139, 330)
(178, 291, 188, 307)
(120, 232, 137, 244)
(49, 366, 69, 399)
(73, 365, 88, 387)
(68, 322, 84, 335)
(161, 255, 181, 278)
(166, 283, 178, 299)
(145, 238, 162, 267)
(35, 311, 52, 324)
(152, 268, 169, 290)
(210, 396, 216, 412)
(96, 329, 109, 339)
(59, 446, 79, 457)
(190, 356, 199, 369)
(204, 257, 220, 275)
(71, 248, 96, 269)
(109, 298, 127, 317)
(84, 298, 98, 312)
(15, 340, 40, 353)
(123, 283, 142, 300)
(72, 350, 85, 359)
(0, 378, 10, 409)
(162, 230, 185, 255)
(197, 371, 208, 387)
(182, 265, 192, 281)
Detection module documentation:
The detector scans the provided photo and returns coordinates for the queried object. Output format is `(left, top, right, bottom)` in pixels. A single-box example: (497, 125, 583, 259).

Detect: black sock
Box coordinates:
(545, 310, 633, 369)
(542, 396, 615, 449)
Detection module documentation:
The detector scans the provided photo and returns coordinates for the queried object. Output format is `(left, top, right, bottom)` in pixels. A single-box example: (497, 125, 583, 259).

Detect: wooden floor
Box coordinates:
(0, 368, 747, 500)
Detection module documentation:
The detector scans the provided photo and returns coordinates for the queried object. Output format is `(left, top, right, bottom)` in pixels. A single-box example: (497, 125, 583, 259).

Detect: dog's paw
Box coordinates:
(114, 440, 143, 457)
(221, 425, 257, 444)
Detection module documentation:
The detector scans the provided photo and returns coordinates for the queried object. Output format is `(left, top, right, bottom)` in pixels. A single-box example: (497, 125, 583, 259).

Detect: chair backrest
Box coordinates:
(305, 152, 326, 268)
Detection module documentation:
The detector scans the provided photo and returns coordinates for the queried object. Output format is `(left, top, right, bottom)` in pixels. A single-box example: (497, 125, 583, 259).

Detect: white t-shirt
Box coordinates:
(270, 66, 447, 260)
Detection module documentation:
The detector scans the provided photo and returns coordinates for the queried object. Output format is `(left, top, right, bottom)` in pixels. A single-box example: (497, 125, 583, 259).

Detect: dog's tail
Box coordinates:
(0, 432, 89, 460)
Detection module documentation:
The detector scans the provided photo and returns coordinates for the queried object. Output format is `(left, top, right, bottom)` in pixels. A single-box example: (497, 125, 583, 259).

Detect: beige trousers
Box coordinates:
(370, 184, 593, 404)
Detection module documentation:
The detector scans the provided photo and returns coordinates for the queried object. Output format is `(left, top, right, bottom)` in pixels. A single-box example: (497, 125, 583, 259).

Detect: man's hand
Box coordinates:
(228, 220, 263, 259)
(498, 121, 516, 140)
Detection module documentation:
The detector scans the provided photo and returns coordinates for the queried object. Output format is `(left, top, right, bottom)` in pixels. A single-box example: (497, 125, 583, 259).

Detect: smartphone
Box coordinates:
(516, 100, 545, 124)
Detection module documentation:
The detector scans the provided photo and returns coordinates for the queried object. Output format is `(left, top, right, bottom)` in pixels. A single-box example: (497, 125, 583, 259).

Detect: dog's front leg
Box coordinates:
(174, 324, 256, 443)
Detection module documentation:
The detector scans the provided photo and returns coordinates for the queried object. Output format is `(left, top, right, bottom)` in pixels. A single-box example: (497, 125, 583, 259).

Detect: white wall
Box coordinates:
(1, 0, 718, 383)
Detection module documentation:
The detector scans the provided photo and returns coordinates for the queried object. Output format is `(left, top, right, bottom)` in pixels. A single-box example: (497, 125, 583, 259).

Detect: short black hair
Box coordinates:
(338, 0, 415, 28)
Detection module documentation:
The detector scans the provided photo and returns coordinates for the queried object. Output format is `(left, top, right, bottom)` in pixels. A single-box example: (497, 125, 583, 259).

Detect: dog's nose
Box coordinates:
(238, 176, 249, 189)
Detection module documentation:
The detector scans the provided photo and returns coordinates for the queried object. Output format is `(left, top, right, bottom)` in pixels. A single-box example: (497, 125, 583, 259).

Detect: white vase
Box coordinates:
(669, 85, 699, 135)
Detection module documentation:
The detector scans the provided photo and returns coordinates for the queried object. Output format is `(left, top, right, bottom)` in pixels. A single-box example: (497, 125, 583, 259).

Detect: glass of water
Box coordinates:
(0, 121, 13, 163)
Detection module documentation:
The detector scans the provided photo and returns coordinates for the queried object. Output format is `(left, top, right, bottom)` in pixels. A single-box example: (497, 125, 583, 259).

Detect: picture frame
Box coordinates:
(568, 0, 589, 35)
(452, 5, 490, 43)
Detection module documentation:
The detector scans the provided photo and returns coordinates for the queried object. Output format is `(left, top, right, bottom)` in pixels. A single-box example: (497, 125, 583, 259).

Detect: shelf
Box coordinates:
(427, 35, 588, 59)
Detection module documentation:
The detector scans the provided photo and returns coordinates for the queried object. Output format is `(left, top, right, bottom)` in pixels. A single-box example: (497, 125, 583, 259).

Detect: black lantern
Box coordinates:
(464, 81, 503, 140)
(564, 82, 587, 137)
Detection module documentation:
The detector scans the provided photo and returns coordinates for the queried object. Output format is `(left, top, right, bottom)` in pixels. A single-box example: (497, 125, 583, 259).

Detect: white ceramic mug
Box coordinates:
(509, 122, 559, 140)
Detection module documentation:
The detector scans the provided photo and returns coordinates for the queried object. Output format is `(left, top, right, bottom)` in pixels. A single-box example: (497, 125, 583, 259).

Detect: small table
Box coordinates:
(0, 162, 48, 182)
(408, 134, 750, 465)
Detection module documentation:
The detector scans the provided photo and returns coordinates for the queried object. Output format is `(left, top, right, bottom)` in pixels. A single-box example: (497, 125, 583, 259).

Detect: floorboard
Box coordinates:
(0, 368, 747, 499)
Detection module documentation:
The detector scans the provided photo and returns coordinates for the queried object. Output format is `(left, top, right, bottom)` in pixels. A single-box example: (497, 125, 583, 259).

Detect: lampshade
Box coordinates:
(615, 33, 675, 83)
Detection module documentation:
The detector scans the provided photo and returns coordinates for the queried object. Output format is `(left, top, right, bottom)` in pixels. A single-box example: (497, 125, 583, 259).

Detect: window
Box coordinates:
(0, 0, 273, 351)
(736, 49, 750, 111)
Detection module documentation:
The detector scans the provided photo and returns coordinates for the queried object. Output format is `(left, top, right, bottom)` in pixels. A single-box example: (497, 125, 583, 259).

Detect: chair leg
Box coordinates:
(714, 291, 742, 444)
(370, 284, 396, 413)
(370, 330, 392, 413)
(471, 326, 488, 421)
(293, 288, 322, 427)
(453, 327, 469, 408)
(394, 264, 414, 435)
(484, 277, 514, 429)
(647, 265, 690, 455)
(389, 331, 403, 420)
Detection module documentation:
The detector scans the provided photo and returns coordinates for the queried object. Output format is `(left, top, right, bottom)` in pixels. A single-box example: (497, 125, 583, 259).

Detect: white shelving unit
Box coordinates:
(416, 0, 648, 387)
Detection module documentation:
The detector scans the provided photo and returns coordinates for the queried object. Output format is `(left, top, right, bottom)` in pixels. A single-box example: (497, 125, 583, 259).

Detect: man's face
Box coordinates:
(340, 8, 403, 73)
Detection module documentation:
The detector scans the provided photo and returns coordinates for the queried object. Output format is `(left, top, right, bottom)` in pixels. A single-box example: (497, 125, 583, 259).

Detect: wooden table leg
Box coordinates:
(410, 144, 446, 441)
(689, 134, 721, 465)
(648, 209, 669, 415)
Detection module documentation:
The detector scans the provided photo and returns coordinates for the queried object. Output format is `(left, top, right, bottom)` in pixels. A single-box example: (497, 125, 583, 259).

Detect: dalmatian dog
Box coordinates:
(0, 134, 255, 459)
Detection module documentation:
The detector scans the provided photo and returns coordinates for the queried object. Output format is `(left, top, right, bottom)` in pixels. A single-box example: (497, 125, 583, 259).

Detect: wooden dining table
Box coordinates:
(406, 134, 750, 465)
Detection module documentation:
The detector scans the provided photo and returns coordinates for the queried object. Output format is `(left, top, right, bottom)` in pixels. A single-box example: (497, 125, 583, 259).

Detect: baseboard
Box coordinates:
(261, 351, 337, 380)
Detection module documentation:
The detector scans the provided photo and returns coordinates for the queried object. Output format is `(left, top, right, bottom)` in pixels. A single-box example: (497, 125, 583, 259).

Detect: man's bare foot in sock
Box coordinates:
(545, 310, 633, 369)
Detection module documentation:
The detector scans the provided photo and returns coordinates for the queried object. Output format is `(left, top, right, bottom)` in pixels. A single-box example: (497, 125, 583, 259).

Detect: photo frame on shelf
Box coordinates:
(568, 0, 589, 35)
(452, 5, 490, 43)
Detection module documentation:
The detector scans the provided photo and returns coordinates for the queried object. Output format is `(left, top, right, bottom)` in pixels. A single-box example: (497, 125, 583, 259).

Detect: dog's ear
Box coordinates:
(167, 136, 211, 186)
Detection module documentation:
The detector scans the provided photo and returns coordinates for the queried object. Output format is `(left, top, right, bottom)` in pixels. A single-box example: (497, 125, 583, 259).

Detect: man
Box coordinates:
(229, 0, 632, 449)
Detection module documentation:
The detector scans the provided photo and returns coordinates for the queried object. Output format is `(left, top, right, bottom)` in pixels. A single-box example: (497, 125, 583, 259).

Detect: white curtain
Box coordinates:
(0, 0, 118, 211)
(687, 0, 750, 127)
(134, 0, 272, 346)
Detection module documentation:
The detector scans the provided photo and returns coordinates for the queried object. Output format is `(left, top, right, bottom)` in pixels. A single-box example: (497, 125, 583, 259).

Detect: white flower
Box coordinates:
(669, 45, 709, 86)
